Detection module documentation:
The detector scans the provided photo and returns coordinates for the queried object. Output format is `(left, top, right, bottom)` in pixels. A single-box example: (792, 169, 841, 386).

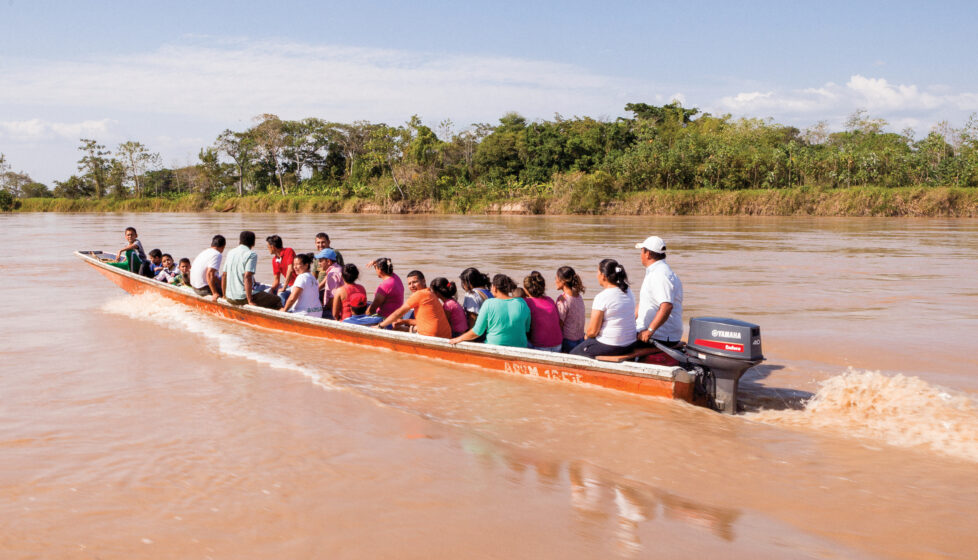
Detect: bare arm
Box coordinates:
(284, 285, 303, 312)
(638, 302, 673, 343)
(206, 268, 220, 301)
(332, 289, 344, 319)
(449, 329, 480, 345)
(368, 291, 387, 315)
(376, 302, 412, 329)
(243, 272, 255, 304)
(584, 309, 605, 339)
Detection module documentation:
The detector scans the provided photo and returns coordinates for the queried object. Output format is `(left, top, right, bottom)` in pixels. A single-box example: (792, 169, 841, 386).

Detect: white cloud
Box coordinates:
(716, 74, 978, 128)
(0, 118, 113, 139)
(0, 39, 638, 124)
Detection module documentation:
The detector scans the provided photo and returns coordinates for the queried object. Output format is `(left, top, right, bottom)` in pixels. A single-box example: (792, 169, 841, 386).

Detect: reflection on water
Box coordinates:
(460, 434, 740, 558)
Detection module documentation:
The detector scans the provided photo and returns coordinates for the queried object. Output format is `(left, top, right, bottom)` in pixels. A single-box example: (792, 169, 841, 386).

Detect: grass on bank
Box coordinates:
(10, 186, 978, 217)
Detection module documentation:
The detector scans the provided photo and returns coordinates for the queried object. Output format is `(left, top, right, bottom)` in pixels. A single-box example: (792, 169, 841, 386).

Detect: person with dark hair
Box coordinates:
(315, 248, 343, 319)
(313, 232, 344, 267)
(341, 292, 383, 326)
(110, 226, 152, 275)
(367, 258, 404, 318)
(190, 235, 226, 301)
(266, 234, 297, 305)
(449, 274, 531, 348)
(459, 267, 493, 328)
(375, 274, 451, 339)
(523, 271, 563, 352)
(153, 253, 177, 282)
(634, 235, 684, 348)
(395, 270, 427, 325)
(221, 231, 281, 309)
(332, 264, 368, 321)
(431, 277, 468, 337)
(555, 266, 586, 353)
(144, 248, 164, 276)
(283, 253, 322, 317)
(570, 259, 637, 359)
(113, 226, 147, 268)
(172, 258, 192, 287)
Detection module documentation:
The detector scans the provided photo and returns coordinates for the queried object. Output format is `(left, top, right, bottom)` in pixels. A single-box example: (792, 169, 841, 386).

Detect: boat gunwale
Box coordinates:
(75, 250, 690, 384)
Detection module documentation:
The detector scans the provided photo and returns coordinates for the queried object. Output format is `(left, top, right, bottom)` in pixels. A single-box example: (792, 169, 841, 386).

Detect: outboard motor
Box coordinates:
(655, 317, 764, 414)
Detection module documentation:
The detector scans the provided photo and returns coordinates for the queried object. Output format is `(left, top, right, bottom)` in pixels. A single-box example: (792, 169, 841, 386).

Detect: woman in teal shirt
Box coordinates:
(449, 274, 531, 347)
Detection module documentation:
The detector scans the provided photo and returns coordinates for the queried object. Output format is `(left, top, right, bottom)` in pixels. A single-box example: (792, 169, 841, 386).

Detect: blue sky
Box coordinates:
(2, 0, 977, 184)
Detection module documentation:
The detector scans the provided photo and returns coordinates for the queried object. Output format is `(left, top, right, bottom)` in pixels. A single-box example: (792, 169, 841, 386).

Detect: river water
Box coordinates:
(1, 213, 976, 559)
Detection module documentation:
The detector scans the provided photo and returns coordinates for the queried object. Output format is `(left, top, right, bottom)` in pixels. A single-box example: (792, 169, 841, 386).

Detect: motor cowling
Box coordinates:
(655, 317, 764, 414)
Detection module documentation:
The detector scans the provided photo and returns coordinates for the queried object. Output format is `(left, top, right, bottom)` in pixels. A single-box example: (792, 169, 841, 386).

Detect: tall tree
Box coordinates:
(335, 121, 373, 181)
(77, 139, 112, 198)
(251, 114, 289, 194)
(216, 129, 255, 196)
(116, 141, 160, 197)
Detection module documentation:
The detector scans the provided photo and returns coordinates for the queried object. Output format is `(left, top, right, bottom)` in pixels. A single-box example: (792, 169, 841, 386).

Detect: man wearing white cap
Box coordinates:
(634, 235, 684, 347)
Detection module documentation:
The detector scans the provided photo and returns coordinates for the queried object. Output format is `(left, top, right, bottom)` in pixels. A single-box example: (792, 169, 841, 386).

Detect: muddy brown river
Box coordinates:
(1, 213, 976, 559)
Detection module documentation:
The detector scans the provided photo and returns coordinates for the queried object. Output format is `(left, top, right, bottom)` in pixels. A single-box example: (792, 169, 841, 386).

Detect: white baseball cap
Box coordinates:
(635, 235, 667, 252)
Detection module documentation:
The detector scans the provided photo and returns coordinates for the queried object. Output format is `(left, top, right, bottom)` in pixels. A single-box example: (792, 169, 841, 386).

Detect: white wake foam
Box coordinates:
(749, 368, 978, 462)
(100, 292, 339, 391)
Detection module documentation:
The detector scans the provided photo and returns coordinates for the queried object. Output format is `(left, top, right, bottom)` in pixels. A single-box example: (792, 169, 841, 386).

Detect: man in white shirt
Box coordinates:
(634, 235, 684, 347)
(190, 235, 227, 301)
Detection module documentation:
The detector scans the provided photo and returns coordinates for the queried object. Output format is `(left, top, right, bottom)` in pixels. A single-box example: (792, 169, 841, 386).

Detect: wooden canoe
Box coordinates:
(77, 251, 694, 402)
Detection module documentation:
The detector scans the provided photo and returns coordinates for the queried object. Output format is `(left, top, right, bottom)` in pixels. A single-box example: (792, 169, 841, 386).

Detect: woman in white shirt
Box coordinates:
(570, 259, 636, 359)
(284, 253, 323, 318)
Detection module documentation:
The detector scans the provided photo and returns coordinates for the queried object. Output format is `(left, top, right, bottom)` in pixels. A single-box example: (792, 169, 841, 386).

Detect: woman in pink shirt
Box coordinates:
(367, 257, 404, 318)
(522, 271, 563, 352)
(555, 266, 586, 353)
(431, 277, 469, 337)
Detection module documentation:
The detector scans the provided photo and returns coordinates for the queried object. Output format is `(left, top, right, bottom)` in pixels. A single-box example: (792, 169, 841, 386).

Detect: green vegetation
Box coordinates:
(4, 104, 978, 216)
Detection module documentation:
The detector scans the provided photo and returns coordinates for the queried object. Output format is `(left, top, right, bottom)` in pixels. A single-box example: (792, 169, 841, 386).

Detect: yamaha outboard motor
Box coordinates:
(655, 317, 764, 414)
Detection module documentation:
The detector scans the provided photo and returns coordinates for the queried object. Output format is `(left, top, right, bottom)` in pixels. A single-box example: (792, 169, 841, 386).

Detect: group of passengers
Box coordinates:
(115, 226, 683, 360)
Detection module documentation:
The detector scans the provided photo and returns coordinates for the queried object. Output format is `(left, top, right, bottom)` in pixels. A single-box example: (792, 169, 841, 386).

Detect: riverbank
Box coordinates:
(10, 186, 978, 217)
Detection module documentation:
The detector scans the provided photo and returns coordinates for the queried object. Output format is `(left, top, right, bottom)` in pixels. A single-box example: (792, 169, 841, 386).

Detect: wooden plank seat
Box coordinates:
(595, 346, 665, 363)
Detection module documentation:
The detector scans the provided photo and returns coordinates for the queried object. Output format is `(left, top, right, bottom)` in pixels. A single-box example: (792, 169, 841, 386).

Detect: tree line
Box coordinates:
(3, 104, 978, 212)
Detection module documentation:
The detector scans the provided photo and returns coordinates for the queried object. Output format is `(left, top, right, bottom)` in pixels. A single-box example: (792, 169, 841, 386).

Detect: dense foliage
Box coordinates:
(4, 105, 978, 213)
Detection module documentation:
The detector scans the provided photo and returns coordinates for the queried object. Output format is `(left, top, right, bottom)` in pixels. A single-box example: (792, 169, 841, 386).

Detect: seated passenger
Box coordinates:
(332, 264, 367, 321)
(342, 293, 384, 326)
(399, 270, 426, 323)
(375, 278, 452, 338)
(570, 259, 637, 359)
(153, 254, 178, 282)
(146, 248, 164, 276)
(111, 226, 147, 272)
(555, 266, 586, 353)
(266, 234, 297, 306)
(190, 235, 226, 301)
(459, 267, 493, 328)
(171, 258, 192, 286)
(430, 277, 469, 337)
(449, 274, 531, 348)
(523, 271, 563, 353)
(221, 231, 281, 309)
(366, 258, 404, 318)
(284, 253, 323, 317)
(315, 248, 343, 319)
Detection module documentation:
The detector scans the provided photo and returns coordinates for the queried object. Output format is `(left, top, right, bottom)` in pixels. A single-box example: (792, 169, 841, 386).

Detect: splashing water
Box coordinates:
(100, 292, 339, 391)
(750, 368, 978, 462)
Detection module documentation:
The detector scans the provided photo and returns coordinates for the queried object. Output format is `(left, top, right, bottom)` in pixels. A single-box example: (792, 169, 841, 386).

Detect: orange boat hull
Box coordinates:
(81, 252, 693, 403)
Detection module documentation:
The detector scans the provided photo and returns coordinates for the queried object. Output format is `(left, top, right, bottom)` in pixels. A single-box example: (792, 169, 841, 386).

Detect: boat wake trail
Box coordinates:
(748, 368, 978, 463)
(100, 292, 341, 392)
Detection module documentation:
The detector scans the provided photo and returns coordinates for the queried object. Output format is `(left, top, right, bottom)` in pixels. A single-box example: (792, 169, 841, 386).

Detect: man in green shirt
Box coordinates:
(221, 231, 281, 309)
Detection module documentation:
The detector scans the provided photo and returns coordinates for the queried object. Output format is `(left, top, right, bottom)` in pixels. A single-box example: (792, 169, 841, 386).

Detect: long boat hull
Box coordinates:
(77, 251, 694, 402)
